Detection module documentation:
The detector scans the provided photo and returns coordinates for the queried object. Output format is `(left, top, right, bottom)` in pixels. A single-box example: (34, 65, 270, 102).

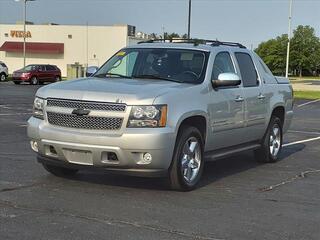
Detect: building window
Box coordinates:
(68, 34, 72, 39)
(4, 33, 8, 37)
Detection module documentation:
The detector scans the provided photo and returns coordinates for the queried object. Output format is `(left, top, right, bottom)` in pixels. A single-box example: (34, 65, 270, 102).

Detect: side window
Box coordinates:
(38, 65, 45, 71)
(211, 52, 235, 80)
(46, 65, 55, 71)
(235, 52, 258, 87)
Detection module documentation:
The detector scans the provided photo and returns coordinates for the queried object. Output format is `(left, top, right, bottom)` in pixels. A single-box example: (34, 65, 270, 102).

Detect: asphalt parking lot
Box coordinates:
(0, 82, 319, 240)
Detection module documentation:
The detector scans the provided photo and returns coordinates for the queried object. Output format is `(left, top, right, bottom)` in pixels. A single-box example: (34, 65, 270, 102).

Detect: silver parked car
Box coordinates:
(85, 66, 99, 77)
(28, 40, 293, 191)
(0, 61, 8, 81)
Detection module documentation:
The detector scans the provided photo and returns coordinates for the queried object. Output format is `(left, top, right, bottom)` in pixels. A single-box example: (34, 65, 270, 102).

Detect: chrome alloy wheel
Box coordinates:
(269, 124, 281, 157)
(181, 137, 202, 183)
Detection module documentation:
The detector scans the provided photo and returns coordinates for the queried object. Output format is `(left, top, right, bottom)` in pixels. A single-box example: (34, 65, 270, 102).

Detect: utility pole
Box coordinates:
(23, 0, 27, 68)
(187, 0, 191, 39)
(86, 22, 89, 69)
(15, 0, 35, 68)
(285, 0, 293, 78)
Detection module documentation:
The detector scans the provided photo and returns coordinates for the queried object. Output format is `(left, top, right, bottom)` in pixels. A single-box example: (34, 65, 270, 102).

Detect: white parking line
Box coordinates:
(283, 136, 320, 147)
(288, 130, 320, 135)
(297, 99, 320, 107)
(0, 113, 31, 116)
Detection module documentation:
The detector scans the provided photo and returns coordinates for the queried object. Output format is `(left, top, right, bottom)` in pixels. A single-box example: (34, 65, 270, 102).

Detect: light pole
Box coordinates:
(15, 0, 35, 68)
(187, 0, 191, 39)
(285, 0, 293, 78)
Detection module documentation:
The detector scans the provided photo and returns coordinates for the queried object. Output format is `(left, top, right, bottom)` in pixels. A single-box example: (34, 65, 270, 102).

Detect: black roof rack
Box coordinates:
(137, 38, 246, 49)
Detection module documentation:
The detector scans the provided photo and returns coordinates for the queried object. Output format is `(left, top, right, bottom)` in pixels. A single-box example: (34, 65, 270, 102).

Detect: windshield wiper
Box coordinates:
(132, 74, 181, 83)
(94, 73, 132, 79)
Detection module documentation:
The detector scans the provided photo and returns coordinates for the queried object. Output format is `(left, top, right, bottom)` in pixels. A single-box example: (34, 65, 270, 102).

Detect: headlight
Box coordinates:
(33, 97, 44, 119)
(127, 105, 167, 128)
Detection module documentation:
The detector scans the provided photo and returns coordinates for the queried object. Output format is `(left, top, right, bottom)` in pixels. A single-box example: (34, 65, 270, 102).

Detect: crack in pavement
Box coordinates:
(0, 182, 41, 193)
(0, 199, 224, 240)
(258, 169, 320, 192)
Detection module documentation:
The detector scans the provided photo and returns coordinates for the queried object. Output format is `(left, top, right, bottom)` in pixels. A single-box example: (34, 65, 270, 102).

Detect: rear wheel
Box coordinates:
(42, 163, 79, 177)
(55, 76, 61, 82)
(30, 76, 39, 85)
(168, 126, 204, 191)
(254, 116, 283, 163)
(0, 73, 6, 81)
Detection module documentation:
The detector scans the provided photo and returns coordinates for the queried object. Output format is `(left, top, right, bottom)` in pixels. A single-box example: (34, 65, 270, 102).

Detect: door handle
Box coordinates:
(234, 96, 244, 102)
(258, 93, 266, 100)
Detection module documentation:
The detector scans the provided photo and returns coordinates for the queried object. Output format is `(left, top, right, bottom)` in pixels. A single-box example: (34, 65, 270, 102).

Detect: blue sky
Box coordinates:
(0, 0, 319, 48)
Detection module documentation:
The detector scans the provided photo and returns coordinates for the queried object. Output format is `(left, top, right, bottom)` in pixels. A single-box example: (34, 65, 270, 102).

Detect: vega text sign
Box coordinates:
(10, 30, 32, 38)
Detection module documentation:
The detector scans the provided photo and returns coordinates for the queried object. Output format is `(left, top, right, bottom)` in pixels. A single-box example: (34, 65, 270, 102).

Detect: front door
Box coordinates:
(234, 52, 267, 142)
(207, 51, 245, 151)
(37, 65, 47, 81)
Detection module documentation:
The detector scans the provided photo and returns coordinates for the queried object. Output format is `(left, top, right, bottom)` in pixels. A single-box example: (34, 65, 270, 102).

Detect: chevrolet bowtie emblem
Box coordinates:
(72, 108, 90, 116)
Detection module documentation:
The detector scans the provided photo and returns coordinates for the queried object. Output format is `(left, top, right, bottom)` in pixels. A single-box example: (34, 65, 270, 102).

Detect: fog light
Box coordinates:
(30, 140, 39, 152)
(137, 152, 152, 165)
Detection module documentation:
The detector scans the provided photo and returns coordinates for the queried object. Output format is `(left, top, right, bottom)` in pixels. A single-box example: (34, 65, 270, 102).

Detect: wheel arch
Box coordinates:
(175, 112, 208, 145)
(271, 105, 285, 126)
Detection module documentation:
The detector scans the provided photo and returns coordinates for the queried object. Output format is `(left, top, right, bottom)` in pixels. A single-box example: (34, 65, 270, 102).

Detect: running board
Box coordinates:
(204, 142, 261, 161)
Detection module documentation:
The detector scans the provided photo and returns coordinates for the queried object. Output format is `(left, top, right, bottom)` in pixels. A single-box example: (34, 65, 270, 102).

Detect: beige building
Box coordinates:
(0, 23, 145, 77)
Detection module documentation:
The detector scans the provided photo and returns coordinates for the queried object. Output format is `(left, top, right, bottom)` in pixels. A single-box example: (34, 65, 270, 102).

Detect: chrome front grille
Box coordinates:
(47, 112, 123, 130)
(47, 98, 126, 112)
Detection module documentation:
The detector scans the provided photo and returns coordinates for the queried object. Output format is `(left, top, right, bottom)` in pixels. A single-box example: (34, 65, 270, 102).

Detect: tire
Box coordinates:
(13, 81, 21, 85)
(30, 76, 39, 85)
(55, 76, 61, 82)
(254, 116, 283, 163)
(42, 163, 79, 177)
(168, 126, 204, 191)
(0, 73, 6, 82)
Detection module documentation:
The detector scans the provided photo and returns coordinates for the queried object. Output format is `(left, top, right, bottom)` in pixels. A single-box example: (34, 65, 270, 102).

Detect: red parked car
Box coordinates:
(12, 64, 61, 85)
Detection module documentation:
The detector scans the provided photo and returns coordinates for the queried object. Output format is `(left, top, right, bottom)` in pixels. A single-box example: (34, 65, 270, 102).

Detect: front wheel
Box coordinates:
(168, 126, 204, 191)
(0, 73, 6, 81)
(42, 163, 79, 177)
(13, 81, 21, 85)
(30, 76, 39, 85)
(254, 116, 283, 163)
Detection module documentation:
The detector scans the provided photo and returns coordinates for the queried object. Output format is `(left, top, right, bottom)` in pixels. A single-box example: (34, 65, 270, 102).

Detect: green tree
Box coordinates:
(255, 25, 320, 77)
(290, 25, 320, 76)
(255, 34, 287, 75)
(164, 32, 181, 40)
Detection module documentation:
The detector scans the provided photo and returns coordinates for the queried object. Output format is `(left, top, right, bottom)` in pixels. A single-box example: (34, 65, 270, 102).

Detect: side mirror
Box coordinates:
(212, 73, 241, 88)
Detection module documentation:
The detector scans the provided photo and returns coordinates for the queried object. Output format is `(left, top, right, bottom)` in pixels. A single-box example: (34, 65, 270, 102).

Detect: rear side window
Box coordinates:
(46, 65, 55, 71)
(235, 52, 258, 87)
(0, 63, 7, 68)
(211, 52, 235, 80)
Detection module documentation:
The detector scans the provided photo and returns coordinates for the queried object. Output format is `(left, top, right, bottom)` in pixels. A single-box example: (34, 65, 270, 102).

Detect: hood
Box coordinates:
(36, 77, 191, 105)
(14, 69, 30, 74)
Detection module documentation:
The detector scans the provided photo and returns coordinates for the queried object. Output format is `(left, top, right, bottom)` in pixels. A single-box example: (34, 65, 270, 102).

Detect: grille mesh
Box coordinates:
(47, 112, 123, 130)
(47, 99, 126, 112)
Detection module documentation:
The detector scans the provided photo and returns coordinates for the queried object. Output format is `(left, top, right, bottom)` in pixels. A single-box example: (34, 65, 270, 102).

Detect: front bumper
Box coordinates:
(12, 76, 30, 81)
(28, 117, 176, 177)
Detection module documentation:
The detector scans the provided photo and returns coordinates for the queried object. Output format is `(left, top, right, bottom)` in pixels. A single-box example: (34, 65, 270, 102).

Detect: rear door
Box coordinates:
(234, 52, 268, 142)
(207, 51, 246, 150)
(46, 65, 56, 81)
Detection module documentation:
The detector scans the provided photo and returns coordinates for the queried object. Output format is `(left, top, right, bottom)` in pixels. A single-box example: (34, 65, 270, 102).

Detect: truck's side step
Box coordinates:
(204, 142, 261, 161)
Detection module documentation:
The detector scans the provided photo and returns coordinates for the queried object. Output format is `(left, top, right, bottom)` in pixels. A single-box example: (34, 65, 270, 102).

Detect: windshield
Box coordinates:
(22, 65, 38, 71)
(94, 48, 209, 84)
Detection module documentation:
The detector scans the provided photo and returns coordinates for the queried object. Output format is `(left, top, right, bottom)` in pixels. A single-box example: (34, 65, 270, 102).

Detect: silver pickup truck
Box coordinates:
(28, 40, 293, 191)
